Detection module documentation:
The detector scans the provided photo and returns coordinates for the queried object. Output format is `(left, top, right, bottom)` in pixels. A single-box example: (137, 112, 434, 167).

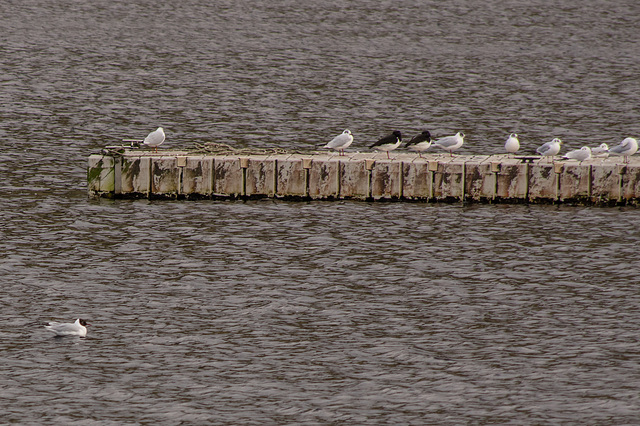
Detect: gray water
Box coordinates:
(1, 0, 640, 424)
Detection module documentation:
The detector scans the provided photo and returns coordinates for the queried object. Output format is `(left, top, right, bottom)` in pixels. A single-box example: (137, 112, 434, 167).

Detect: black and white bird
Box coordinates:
(369, 131, 402, 159)
(323, 129, 353, 156)
(405, 131, 432, 157)
(144, 127, 165, 152)
(44, 319, 90, 337)
(563, 146, 592, 163)
(608, 137, 638, 163)
(505, 133, 520, 156)
(433, 132, 465, 156)
(536, 138, 562, 161)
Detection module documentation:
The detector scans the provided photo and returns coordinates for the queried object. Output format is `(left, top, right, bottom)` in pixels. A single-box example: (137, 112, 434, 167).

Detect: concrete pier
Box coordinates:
(87, 148, 640, 205)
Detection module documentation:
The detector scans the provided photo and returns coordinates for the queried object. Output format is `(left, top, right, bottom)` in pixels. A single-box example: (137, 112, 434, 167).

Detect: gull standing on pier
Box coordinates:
(144, 127, 165, 153)
(323, 129, 353, 156)
(536, 138, 562, 161)
(563, 146, 592, 163)
(505, 133, 519, 156)
(608, 137, 638, 163)
(591, 143, 609, 158)
(44, 319, 90, 337)
(370, 131, 402, 159)
(433, 132, 465, 156)
(405, 131, 432, 157)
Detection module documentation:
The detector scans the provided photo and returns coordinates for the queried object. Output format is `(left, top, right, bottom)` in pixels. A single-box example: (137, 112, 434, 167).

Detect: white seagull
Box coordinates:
(536, 138, 562, 161)
(370, 131, 402, 159)
(144, 127, 165, 153)
(591, 143, 609, 158)
(505, 133, 520, 156)
(405, 131, 432, 157)
(44, 318, 90, 337)
(563, 146, 592, 163)
(608, 137, 638, 163)
(323, 129, 353, 156)
(433, 132, 465, 156)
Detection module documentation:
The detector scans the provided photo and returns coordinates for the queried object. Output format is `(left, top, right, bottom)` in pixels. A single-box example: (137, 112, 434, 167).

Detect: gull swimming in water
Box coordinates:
(563, 146, 592, 163)
(608, 137, 638, 163)
(144, 127, 165, 153)
(405, 131, 432, 157)
(370, 131, 402, 159)
(44, 319, 90, 337)
(536, 138, 562, 161)
(591, 143, 609, 158)
(323, 129, 353, 156)
(505, 133, 520, 156)
(433, 132, 465, 156)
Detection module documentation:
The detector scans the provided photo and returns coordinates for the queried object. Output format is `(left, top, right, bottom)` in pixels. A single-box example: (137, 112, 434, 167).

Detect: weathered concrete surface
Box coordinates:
(340, 158, 369, 199)
(309, 158, 340, 198)
(245, 156, 274, 197)
(502, 163, 529, 200)
(402, 159, 429, 199)
(88, 149, 640, 205)
(276, 156, 307, 197)
(121, 156, 150, 195)
(88, 155, 115, 193)
(182, 155, 210, 196)
(213, 156, 242, 196)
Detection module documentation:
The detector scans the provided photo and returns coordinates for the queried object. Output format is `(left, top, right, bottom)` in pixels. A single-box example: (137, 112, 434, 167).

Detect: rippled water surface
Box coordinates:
(2, 0, 640, 423)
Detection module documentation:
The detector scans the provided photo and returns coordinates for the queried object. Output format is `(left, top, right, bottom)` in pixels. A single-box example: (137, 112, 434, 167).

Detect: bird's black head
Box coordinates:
(393, 130, 402, 140)
(79, 319, 90, 327)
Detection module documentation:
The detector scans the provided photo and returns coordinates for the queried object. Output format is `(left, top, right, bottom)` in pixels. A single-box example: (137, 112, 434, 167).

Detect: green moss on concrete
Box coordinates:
(87, 159, 104, 185)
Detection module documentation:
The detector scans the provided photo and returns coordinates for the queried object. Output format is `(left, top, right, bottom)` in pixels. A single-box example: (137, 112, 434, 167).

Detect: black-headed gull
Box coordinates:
(608, 137, 638, 163)
(144, 127, 165, 153)
(591, 143, 609, 158)
(369, 131, 402, 159)
(505, 133, 519, 156)
(563, 146, 591, 163)
(405, 131, 432, 158)
(433, 132, 465, 156)
(44, 319, 90, 337)
(323, 129, 353, 156)
(536, 138, 562, 161)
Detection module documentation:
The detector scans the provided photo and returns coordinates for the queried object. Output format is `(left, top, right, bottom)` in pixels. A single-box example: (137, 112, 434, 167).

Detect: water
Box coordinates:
(1, 0, 640, 423)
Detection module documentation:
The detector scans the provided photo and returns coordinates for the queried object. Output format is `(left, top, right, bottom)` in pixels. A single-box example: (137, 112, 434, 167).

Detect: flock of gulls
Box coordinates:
(52, 128, 639, 337)
(323, 129, 639, 163)
(136, 126, 637, 164)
